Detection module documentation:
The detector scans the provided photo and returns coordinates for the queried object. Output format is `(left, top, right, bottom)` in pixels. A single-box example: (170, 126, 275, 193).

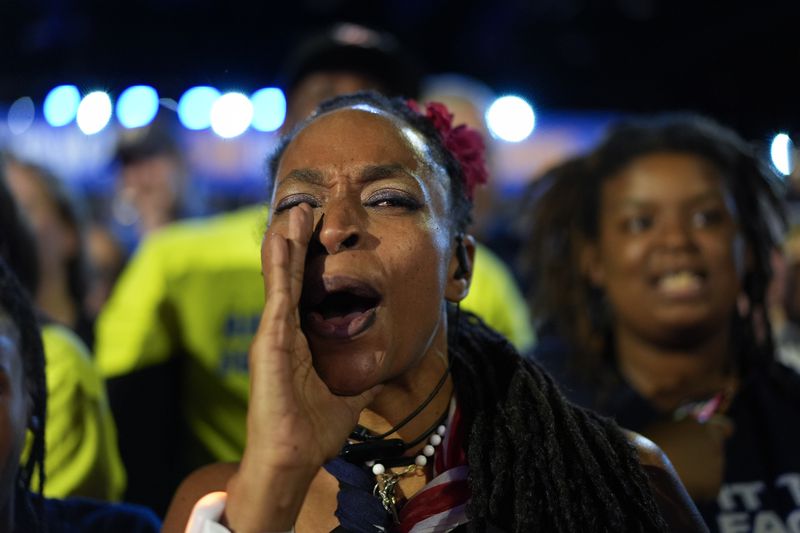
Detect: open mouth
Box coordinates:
(653, 269, 707, 297)
(301, 277, 382, 339)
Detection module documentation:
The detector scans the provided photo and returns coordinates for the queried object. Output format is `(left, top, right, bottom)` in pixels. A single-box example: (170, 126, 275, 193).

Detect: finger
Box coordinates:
(251, 235, 293, 381)
(287, 204, 314, 305)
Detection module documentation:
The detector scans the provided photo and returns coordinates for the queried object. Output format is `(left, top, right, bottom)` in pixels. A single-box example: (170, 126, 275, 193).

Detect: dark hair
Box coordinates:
(0, 161, 39, 295)
(266, 90, 473, 235)
(0, 258, 47, 530)
(113, 118, 182, 166)
(279, 22, 423, 100)
(0, 157, 47, 530)
(451, 311, 668, 532)
(3, 155, 90, 319)
(523, 112, 786, 382)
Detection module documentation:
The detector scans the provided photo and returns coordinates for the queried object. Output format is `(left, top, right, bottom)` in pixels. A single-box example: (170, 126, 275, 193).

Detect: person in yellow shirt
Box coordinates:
(32, 323, 126, 500)
(95, 22, 533, 516)
(1, 163, 126, 502)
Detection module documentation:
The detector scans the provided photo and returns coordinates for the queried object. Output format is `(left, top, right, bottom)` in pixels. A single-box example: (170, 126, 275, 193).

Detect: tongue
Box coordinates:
(307, 308, 376, 338)
(321, 310, 367, 326)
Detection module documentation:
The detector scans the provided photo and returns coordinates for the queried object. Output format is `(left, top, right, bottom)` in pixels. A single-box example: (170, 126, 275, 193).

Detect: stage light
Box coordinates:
(116, 85, 159, 128)
(76, 91, 113, 135)
(486, 95, 536, 143)
(250, 88, 286, 132)
(210, 92, 253, 139)
(178, 86, 220, 130)
(8, 97, 35, 135)
(770, 133, 794, 177)
(43, 85, 81, 127)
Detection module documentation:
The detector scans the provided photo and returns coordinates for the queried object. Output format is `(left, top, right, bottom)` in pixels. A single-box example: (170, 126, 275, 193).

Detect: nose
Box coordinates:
(317, 198, 363, 254)
(658, 215, 695, 250)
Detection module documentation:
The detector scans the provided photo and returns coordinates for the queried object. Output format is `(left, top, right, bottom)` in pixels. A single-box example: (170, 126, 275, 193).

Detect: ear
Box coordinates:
(445, 234, 476, 303)
(580, 241, 605, 288)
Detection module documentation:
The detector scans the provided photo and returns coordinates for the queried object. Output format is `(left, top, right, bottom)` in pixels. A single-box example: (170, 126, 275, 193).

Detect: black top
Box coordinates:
(17, 495, 161, 533)
(532, 337, 800, 533)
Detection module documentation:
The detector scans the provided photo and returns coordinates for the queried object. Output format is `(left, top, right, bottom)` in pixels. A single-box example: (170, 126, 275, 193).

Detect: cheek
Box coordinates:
(600, 234, 646, 277)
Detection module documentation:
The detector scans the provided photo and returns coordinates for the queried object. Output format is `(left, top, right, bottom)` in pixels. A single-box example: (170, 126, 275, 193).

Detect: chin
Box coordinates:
(651, 320, 721, 349)
(312, 347, 385, 396)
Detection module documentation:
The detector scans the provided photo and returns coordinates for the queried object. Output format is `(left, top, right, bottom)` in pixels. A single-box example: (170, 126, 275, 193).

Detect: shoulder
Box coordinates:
(145, 204, 266, 264)
(622, 429, 670, 469)
(162, 462, 240, 533)
(622, 430, 709, 532)
(41, 323, 91, 361)
(40, 323, 100, 391)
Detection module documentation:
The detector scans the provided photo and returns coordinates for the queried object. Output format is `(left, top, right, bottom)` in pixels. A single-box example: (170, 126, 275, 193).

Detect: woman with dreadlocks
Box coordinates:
(164, 92, 704, 532)
(522, 113, 800, 531)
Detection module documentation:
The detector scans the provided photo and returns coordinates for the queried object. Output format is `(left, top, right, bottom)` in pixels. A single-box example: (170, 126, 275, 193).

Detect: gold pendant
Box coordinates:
(373, 465, 417, 523)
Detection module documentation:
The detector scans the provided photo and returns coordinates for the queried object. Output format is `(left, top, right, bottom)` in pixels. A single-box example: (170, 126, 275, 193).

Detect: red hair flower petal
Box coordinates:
(407, 99, 489, 200)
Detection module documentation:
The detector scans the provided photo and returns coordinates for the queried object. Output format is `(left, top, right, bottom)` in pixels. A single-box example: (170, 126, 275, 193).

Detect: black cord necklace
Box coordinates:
(340, 364, 451, 465)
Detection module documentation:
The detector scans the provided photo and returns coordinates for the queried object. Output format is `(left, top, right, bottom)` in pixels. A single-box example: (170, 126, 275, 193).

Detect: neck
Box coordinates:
(615, 325, 736, 412)
(359, 335, 453, 458)
(36, 267, 77, 328)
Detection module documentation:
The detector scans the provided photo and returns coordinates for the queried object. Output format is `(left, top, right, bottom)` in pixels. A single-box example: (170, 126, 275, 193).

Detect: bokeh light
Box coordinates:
(210, 92, 253, 139)
(770, 133, 794, 177)
(250, 88, 286, 132)
(8, 96, 36, 135)
(76, 91, 113, 135)
(177, 86, 220, 130)
(486, 95, 536, 142)
(43, 85, 81, 127)
(116, 85, 160, 128)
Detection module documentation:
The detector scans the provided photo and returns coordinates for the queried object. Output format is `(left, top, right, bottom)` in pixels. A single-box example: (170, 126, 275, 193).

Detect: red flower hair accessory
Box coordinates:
(407, 99, 488, 200)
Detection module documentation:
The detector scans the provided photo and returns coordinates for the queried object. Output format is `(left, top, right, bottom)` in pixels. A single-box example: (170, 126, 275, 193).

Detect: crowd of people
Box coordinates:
(1, 20, 798, 533)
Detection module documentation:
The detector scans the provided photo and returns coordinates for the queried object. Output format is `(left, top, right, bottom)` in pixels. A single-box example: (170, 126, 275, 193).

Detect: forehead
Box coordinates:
(602, 151, 727, 205)
(277, 107, 434, 181)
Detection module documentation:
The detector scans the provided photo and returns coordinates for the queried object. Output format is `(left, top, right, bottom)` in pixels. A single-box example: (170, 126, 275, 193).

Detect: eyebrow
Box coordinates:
(614, 191, 724, 209)
(280, 164, 419, 188)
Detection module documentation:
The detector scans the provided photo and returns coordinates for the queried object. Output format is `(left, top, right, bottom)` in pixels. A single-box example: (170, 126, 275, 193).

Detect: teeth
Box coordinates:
(658, 271, 702, 292)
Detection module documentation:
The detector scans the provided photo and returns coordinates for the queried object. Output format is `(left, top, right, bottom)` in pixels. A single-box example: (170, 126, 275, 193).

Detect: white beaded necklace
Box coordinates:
(367, 422, 447, 475)
(367, 421, 448, 522)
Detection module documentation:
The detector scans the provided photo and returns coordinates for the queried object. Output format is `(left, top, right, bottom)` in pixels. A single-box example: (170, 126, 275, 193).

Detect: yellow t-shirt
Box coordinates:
(25, 323, 126, 500)
(95, 204, 533, 464)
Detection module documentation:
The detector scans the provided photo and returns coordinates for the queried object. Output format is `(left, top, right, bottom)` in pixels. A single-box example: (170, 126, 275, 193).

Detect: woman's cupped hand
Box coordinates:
(224, 204, 383, 531)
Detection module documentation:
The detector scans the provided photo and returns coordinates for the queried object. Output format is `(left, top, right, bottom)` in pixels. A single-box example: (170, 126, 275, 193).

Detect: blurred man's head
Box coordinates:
(113, 118, 186, 235)
(279, 22, 423, 131)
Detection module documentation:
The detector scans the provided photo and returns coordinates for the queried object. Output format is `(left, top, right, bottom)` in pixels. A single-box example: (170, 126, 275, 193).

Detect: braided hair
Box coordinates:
(267, 92, 671, 530)
(1, 161, 47, 531)
(523, 112, 786, 385)
(0, 259, 47, 532)
(451, 310, 668, 532)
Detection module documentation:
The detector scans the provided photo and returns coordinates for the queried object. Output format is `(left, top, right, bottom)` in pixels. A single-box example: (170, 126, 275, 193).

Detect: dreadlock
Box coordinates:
(0, 259, 47, 532)
(448, 310, 668, 532)
(1, 162, 47, 531)
(522, 112, 786, 384)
